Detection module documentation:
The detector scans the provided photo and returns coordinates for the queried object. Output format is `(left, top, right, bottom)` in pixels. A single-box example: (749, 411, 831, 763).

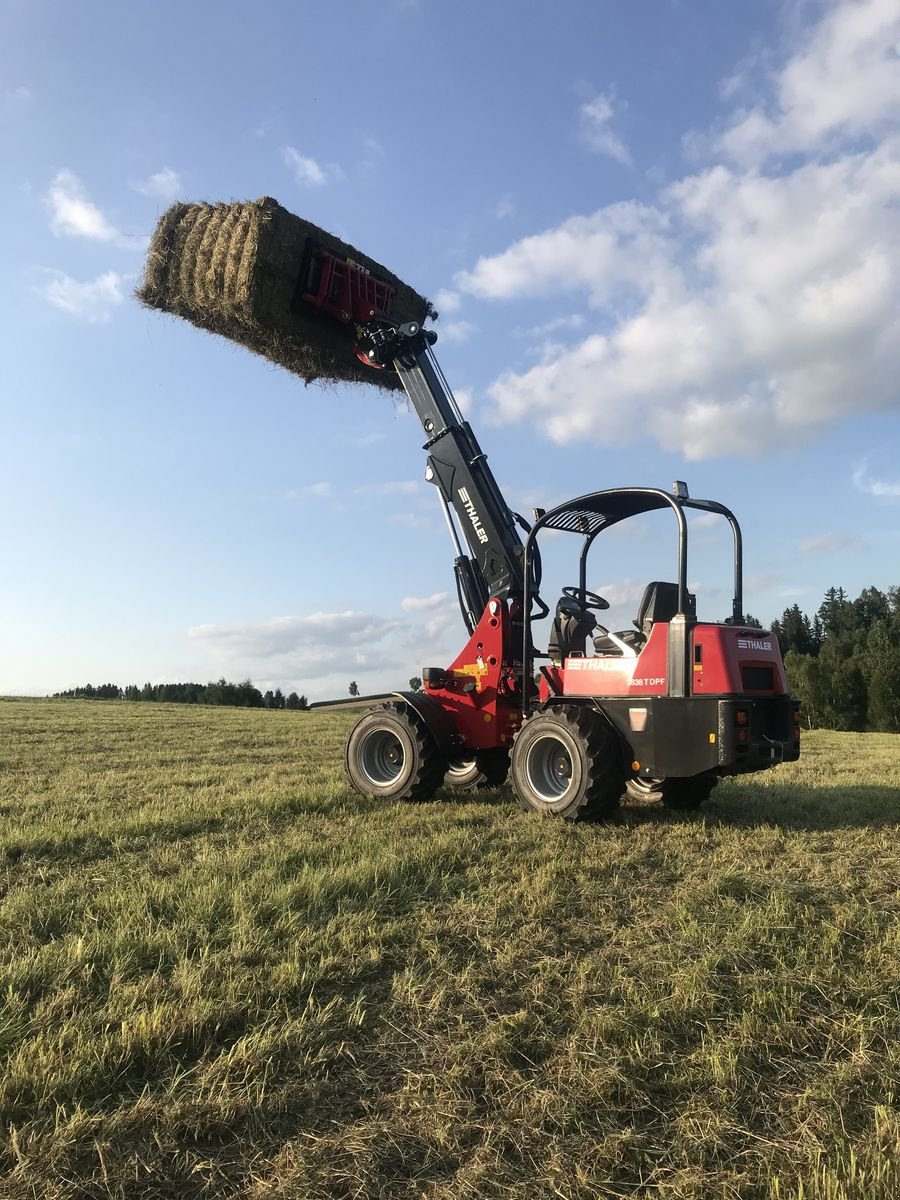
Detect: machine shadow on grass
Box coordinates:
(426, 778, 900, 832)
(614, 782, 900, 832)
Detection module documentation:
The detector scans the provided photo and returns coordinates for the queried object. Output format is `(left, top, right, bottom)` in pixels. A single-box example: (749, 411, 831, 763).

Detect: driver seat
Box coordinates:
(547, 595, 596, 663)
(593, 581, 696, 655)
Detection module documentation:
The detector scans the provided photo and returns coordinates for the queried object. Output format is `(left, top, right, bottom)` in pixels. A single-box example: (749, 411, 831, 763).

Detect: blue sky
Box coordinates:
(2, 0, 898, 699)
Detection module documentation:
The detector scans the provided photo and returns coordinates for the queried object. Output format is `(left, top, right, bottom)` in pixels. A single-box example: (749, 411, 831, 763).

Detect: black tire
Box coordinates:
(345, 702, 447, 803)
(625, 773, 717, 810)
(625, 776, 666, 803)
(443, 749, 510, 792)
(510, 707, 624, 820)
(662, 773, 718, 811)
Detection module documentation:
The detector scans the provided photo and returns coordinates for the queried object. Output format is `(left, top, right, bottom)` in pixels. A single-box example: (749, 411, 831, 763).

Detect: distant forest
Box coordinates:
(52, 584, 899, 732)
(53, 679, 309, 710)
(772, 585, 899, 733)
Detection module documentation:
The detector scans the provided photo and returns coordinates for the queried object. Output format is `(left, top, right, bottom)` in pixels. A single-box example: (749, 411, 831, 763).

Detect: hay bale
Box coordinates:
(137, 197, 432, 391)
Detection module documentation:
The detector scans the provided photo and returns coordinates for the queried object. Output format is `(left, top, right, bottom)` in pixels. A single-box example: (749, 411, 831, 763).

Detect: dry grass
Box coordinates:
(0, 699, 898, 1198)
(137, 198, 430, 391)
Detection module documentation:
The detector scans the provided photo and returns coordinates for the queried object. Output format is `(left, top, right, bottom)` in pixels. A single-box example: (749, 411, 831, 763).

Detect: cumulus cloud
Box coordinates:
(579, 92, 631, 165)
(798, 532, 864, 552)
(434, 288, 461, 314)
(455, 0, 900, 461)
(852, 463, 900, 498)
(133, 166, 181, 200)
(190, 610, 402, 679)
(45, 169, 121, 242)
(36, 269, 125, 322)
(400, 592, 449, 612)
(189, 604, 465, 698)
(440, 320, 475, 344)
(282, 146, 334, 186)
(719, 0, 900, 165)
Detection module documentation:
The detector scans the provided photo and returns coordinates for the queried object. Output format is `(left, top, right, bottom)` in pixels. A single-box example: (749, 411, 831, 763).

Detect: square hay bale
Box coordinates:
(137, 197, 431, 391)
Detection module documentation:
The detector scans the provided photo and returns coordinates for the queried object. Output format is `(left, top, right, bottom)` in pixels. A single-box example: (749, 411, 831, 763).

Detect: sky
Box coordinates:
(1, 0, 899, 700)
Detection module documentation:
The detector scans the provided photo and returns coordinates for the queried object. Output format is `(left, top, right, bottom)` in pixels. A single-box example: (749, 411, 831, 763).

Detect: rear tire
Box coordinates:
(625, 773, 717, 810)
(510, 707, 624, 820)
(443, 749, 510, 792)
(662, 773, 717, 811)
(345, 702, 447, 803)
(625, 776, 666, 804)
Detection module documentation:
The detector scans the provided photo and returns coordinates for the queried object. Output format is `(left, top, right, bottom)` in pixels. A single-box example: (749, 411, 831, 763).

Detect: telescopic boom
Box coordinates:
(357, 319, 539, 633)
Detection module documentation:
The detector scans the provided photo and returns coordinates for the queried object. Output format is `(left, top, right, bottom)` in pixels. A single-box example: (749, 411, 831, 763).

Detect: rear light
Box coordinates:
(793, 710, 801, 726)
(738, 729, 748, 742)
(736, 709, 749, 726)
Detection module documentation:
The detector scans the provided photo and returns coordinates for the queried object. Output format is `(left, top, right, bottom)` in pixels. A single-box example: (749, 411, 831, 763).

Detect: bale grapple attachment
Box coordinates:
(137, 197, 429, 391)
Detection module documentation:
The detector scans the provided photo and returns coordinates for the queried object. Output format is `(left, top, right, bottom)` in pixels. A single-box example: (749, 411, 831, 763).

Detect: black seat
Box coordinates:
(548, 595, 596, 663)
(592, 581, 695, 655)
(634, 581, 695, 636)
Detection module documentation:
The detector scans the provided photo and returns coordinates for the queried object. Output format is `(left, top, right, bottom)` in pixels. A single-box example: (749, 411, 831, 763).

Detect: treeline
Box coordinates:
(53, 678, 310, 710)
(771, 585, 900, 732)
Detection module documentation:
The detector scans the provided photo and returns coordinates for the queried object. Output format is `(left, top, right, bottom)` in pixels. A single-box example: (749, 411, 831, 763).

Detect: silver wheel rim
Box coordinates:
(630, 776, 664, 795)
(446, 758, 476, 780)
(358, 728, 406, 786)
(525, 733, 574, 804)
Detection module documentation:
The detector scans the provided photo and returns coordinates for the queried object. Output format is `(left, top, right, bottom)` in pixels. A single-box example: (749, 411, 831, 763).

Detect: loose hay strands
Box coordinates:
(137, 197, 432, 391)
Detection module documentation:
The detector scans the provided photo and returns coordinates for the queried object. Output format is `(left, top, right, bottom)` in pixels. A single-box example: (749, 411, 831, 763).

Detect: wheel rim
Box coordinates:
(446, 758, 476, 780)
(629, 776, 665, 795)
(524, 733, 574, 803)
(358, 728, 406, 786)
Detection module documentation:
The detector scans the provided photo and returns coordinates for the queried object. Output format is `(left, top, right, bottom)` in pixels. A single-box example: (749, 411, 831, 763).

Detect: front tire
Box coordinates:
(510, 707, 624, 820)
(345, 702, 447, 803)
(443, 749, 510, 792)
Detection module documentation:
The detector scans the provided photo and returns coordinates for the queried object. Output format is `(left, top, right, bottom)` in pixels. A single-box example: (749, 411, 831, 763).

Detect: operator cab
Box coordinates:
(524, 484, 745, 687)
(548, 580, 698, 663)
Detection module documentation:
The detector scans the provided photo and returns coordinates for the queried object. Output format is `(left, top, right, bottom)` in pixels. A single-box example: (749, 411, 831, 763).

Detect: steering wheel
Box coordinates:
(562, 586, 609, 611)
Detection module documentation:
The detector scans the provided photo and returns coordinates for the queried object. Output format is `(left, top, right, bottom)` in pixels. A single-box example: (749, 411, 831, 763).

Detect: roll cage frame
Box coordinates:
(521, 487, 746, 714)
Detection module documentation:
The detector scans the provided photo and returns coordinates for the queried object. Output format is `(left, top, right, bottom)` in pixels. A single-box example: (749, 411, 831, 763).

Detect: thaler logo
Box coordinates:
(458, 487, 489, 545)
(738, 638, 773, 651)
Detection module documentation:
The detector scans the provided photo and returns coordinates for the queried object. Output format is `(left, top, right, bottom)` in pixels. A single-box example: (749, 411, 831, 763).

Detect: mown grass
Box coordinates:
(0, 698, 898, 1199)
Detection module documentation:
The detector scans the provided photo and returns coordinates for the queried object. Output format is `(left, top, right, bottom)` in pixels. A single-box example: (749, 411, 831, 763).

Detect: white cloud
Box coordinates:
(580, 92, 631, 165)
(495, 195, 516, 219)
(36, 270, 125, 322)
(523, 314, 586, 340)
(352, 431, 387, 447)
(690, 512, 720, 529)
(456, 202, 671, 304)
(5, 85, 31, 104)
(852, 464, 900, 497)
(798, 532, 864, 552)
(434, 288, 461, 314)
(456, 1, 900, 461)
(282, 146, 332, 186)
(718, 0, 900, 165)
(133, 166, 181, 200)
(45, 169, 120, 242)
(453, 387, 474, 416)
(400, 592, 449, 612)
(440, 320, 475, 344)
(301, 481, 333, 498)
(188, 604, 464, 699)
(190, 610, 401, 674)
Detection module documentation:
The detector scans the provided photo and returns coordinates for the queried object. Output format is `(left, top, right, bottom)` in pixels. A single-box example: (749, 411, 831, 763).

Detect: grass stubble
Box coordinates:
(0, 699, 897, 1199)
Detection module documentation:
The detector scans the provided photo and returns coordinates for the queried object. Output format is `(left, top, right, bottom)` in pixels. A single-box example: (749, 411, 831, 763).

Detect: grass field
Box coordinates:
(0, 698, 898, 1199)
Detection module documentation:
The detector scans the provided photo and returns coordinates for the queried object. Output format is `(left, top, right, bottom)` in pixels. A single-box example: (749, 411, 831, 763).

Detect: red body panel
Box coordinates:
(691, 626, 788, 695)
(553, 623, 788, 698)
(422, 599, 522, 750)
(560, 623, 669, 697)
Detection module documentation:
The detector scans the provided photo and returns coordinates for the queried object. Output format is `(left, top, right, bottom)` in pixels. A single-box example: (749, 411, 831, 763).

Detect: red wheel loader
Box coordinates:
(303, 254, 800, 818)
